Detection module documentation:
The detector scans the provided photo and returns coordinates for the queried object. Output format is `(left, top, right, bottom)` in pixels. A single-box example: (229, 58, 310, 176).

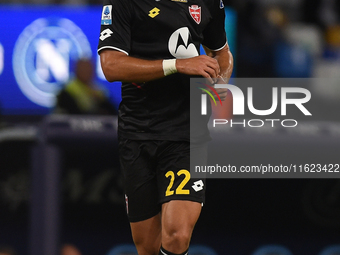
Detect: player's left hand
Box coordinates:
(212, 75, 228, 101)
(214, 87, 228, 101)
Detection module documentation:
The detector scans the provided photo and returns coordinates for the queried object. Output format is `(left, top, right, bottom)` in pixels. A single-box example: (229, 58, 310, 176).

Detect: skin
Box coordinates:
(100, 44, 232, 84)
(203, 45, 233, 101)
(60, 244, 82, 255)
(100, 43, 233, 255)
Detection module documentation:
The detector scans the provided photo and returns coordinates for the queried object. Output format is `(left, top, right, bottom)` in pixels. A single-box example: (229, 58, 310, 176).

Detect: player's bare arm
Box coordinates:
(100, 49, 220, 83)
(204, 43, 233, 81)
(203, 43, 234, 101)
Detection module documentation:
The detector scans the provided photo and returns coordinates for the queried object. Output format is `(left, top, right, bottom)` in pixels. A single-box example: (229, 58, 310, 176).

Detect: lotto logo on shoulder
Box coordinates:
(100, 28, 113, 41)
(101, 5, 112, 25)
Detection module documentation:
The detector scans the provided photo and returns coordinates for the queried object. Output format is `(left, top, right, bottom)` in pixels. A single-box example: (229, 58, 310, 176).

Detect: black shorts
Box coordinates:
(119, 139, 207, 222)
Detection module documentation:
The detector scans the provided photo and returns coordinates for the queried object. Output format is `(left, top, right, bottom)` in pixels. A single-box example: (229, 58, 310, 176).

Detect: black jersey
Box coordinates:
(98, 0, 227, 141)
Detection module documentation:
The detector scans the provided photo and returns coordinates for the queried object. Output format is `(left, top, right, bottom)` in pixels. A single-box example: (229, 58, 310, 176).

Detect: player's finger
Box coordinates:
(215, 88, 228, 93)
(203, 66, 219, 83)
(200, 70, 214, 84)
(205, 86, 227, 101)
(215, 88, 228, 101)
(219, 92, 228, 101)
(199, 56, 219, 76)
(205, 59, 220, 79)
(217, 75, 227, 84)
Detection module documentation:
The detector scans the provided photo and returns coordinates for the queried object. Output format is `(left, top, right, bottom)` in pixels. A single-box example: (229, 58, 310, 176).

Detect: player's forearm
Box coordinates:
(100, 50, 165, 83)
(100, 49, 220, 83)
(204, 44, 234, 83)
(216, 46, 233, 82)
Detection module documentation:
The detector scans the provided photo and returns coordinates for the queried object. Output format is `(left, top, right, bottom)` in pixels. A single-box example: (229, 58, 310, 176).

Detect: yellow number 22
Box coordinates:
(165, 169, 190, 196)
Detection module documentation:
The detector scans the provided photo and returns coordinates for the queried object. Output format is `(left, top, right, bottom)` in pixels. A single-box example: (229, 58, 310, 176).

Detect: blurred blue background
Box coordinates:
(0, 5, 236, 115)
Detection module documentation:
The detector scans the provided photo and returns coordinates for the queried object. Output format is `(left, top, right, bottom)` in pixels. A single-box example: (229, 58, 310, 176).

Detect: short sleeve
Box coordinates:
(97, 0, 133, 55)
(202, 0, 227, 51)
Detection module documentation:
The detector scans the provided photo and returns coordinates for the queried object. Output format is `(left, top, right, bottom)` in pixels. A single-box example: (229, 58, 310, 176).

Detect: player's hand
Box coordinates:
(213, 88, 228, 101)
(204, 76, 228, 101)
(213, 75, 228, 101)
(176, 55, 220, 84)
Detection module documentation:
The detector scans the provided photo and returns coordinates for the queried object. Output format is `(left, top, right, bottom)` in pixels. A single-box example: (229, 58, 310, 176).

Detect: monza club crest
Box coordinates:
(189, 5, 201, 24)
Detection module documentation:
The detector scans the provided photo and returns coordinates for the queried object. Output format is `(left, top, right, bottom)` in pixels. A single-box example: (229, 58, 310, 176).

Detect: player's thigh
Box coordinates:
(161, 200, 202, 253)
(130, 213, 162, 255)
(119, 138, 161, 222)
(161, 200, 202, 234)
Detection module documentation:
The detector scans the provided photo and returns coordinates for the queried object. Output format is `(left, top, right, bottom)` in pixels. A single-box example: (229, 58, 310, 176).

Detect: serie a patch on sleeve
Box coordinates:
(101, 5, 112, 25)
(220, 0, 224, 9)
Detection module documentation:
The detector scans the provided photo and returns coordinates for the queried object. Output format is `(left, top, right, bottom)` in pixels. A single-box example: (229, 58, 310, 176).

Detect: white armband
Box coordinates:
(162, 59, 177, 76)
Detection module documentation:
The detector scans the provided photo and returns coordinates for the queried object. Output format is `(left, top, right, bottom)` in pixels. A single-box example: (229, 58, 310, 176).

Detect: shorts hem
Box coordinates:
(159, 196, 205, 206)
(128, 208, 160, 223)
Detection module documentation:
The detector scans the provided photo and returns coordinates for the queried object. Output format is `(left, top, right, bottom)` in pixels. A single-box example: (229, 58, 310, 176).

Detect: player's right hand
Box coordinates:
(176, 55, 220, 84)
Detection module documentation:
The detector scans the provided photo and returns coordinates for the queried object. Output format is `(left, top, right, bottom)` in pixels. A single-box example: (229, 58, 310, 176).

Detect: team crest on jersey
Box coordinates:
(189, 5, 201, 24)
(101, 5, 112, 25)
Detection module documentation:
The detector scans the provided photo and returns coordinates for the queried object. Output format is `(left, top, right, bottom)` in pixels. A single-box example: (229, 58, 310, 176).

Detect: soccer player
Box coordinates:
(97, 0, 233, 254)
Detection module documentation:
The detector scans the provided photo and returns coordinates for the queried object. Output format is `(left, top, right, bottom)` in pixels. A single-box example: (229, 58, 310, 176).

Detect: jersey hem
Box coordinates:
(205, 39, 228, 52)
(97, 46, 129, 55)
(118, 131, 190, 142)
(118, 132, 212, 144)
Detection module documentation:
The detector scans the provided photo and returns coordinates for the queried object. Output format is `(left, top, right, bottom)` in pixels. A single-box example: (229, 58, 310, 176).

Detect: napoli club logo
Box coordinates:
(12, 18, 92, 107)
(189, 5, 201, 24)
